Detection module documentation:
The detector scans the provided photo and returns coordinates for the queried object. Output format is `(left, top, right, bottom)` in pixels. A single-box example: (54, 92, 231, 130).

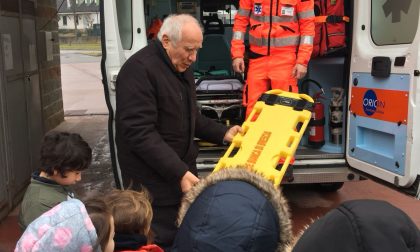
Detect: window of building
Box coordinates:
(116, 0, 133, 50)
(371, 0, 420, 45)
(63, 15, 67, 26)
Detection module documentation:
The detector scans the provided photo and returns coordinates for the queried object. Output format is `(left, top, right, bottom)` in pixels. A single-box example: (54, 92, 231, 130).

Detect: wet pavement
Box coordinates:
(285, 181, 420, 234)
(54, 115, 115, 198)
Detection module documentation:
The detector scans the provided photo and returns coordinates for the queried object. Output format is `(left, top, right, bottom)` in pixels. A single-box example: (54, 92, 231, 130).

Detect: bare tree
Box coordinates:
(71, 0, 78, 38)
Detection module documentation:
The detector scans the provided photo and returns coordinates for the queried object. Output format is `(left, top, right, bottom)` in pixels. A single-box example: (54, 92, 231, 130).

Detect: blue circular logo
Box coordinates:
(362, 90, 377, 116)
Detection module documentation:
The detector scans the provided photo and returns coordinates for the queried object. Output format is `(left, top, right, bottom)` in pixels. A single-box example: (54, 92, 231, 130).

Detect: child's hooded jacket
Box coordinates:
(15, 198, 99, 252)
(172, 168, 292, 252)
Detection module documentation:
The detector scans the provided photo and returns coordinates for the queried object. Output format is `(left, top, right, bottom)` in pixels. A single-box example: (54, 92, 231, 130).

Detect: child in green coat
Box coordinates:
(19, 131, 92, 230)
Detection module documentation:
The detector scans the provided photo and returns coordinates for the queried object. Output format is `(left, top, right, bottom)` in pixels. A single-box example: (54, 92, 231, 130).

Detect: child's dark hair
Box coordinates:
(40, 131, 92, 177)
(84, 197, 113, 251)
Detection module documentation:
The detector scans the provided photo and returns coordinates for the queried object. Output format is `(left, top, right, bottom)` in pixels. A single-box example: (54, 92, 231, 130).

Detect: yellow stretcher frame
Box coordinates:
(213, 90, 314, 186)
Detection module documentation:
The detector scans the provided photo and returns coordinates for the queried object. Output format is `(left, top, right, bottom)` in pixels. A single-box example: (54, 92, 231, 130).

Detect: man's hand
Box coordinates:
(292, 64, 307, 79)
(180, 171, 199, 193)
(232, 58, 245, 73)
(223, 125, 243, 143)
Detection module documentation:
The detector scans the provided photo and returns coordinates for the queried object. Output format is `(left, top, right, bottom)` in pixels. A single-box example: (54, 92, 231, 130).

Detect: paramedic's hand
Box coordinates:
(223, 125, 243, 143)
(232, 58, 245, 73)
(292, 64, 307, 79)
(180, 171, 199, 193)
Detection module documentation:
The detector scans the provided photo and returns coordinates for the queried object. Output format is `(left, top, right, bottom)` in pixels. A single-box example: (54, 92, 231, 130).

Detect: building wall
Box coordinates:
(36, 0, 64, 130)
(58, 12, 100, 30)
(0, 0, 63, 221)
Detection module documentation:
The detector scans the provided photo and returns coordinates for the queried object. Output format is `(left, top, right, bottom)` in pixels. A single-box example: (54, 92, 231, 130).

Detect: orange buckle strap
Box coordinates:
(315, 15, 350, 23)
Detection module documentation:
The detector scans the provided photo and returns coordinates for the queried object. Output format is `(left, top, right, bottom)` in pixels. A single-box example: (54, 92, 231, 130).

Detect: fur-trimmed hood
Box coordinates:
(172, 168, 292, 252)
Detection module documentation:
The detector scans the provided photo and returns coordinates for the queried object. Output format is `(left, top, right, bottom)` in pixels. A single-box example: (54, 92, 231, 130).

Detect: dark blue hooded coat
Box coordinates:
(172, 168, 292, 252)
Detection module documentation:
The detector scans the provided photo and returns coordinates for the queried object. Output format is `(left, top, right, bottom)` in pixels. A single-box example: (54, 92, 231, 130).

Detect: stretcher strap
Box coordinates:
(258, 93, 313, 112)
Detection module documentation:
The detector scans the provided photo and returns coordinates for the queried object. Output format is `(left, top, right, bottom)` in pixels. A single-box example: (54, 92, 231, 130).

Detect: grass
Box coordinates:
(60, 42, 101, 51)
(80, 51, 102, 57)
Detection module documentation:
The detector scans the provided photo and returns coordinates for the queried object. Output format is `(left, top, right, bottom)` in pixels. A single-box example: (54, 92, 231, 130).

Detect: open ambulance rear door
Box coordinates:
(347, 0, 420, 199)
(100, 0, 148, 188)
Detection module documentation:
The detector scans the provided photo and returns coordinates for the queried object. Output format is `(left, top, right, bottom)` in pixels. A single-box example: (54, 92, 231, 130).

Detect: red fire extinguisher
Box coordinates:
(301, 79, 325, 148)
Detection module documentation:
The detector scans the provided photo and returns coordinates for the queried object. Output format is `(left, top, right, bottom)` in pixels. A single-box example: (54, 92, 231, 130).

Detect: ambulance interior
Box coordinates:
(143, 0, 353, 176)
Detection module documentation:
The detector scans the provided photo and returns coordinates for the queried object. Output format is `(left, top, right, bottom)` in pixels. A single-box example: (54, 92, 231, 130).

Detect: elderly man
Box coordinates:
(115, 14, 241, 250)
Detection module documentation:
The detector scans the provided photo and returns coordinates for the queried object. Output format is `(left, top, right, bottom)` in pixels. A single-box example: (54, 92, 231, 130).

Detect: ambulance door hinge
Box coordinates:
(414, 70, 420, 77)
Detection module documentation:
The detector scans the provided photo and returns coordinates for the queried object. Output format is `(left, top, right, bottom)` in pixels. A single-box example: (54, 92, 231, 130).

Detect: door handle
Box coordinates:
(371, 56, 391, 78)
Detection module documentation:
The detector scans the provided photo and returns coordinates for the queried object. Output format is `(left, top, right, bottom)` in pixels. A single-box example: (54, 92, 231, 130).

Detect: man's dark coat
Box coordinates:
(115, 40, 227, 206)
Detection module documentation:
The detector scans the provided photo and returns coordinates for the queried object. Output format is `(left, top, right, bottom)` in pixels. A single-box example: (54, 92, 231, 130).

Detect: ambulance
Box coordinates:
(100, 0, 420, 198)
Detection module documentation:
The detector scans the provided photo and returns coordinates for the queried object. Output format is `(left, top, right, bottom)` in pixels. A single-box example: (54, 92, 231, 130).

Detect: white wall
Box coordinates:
(58, 12, 100, 30)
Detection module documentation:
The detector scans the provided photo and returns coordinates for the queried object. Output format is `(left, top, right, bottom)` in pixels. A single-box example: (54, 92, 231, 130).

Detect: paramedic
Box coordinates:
(231, 0, 315, 117)
(115, 14, 241, 251)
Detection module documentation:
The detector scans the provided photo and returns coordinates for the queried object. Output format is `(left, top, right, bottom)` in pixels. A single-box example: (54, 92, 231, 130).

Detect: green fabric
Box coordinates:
(194, 69, 230, 78)
(208, 70, 230, 76)
(194, 34, 232, 76)
(18, 178, 73, 230)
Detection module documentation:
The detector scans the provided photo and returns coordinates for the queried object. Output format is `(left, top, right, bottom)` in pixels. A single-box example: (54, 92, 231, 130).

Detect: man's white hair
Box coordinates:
(157, 14, 203, 45)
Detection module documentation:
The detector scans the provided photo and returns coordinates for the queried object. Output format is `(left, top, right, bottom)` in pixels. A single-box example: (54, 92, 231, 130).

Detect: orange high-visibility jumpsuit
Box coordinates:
(147, 18, 163, 40)
(231, 0, 315, 117)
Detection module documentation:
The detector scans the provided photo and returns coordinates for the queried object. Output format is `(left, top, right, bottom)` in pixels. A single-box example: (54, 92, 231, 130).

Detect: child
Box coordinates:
(15, 197, 115, 252)
(171, 168, 292, 252)
(19, 131, 92, 230)
(85, 197, 115, 252)
(291, 199, 420, 252)
(104, 189, 163, 252)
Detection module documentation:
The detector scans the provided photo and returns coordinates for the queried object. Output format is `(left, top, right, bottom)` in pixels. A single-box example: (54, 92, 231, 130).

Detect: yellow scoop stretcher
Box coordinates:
(213, 89, 314, 186)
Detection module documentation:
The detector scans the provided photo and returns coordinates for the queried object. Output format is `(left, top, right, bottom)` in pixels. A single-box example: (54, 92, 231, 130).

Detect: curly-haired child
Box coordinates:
(105, 189, 163, 252)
